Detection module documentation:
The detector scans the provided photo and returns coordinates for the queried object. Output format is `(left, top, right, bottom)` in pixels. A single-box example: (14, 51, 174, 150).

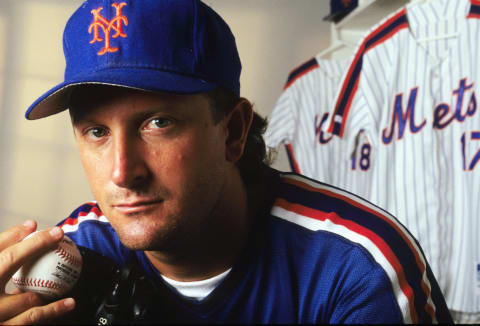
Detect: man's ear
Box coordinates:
(224, 98, 253, 163)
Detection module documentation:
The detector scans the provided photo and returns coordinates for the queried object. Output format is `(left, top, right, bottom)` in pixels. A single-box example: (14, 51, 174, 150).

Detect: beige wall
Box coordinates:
(0, 0, 331, 230)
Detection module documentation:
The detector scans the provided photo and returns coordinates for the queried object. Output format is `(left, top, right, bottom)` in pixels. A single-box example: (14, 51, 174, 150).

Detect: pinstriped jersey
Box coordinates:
(265, 57, 374, 199)
(57, 169, 452, 323)
(327, 0, 480, 313)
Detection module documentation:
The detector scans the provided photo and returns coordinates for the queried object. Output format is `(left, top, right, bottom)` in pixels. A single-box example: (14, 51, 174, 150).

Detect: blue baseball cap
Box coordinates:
(323, 0, 358, 23)
(25, 0, 241, 120)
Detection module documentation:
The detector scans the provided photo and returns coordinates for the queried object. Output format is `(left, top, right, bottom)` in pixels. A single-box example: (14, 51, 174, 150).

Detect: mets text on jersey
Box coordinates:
(381, 78, 479, 171)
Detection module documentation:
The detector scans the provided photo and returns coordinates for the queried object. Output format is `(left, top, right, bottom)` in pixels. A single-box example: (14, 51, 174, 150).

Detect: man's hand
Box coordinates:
(0, 221, 75, 325)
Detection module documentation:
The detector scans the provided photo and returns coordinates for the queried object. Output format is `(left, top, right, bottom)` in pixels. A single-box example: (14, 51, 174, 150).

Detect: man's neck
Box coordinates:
(144, 223, 247, 282)
(144, 169, 265, 282)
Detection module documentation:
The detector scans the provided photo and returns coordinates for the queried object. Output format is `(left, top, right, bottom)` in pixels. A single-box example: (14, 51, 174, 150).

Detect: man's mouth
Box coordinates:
(112, 199, 163, 214)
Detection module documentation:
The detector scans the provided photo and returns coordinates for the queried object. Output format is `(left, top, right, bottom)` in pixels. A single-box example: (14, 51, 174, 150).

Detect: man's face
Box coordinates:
(70, 87, 232, 251)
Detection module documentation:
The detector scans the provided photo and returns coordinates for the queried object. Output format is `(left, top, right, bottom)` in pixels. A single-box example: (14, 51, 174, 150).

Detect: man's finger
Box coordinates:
(0, 227, 64, 289)
(0, 292, 44, 321)
(6, 287, 22, 295)
(0, 221, 37, 253)
(2, 297, 75, 325)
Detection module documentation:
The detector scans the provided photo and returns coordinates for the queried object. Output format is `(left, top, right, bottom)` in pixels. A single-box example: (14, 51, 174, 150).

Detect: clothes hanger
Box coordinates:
(318, 39, 356, 59)
(317, 40, 348, 58)
(407, 0, 431, 9)
(416, 33, 459, 43)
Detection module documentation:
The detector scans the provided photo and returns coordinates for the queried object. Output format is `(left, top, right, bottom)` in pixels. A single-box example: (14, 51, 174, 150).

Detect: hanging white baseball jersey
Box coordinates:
(327, 0, 480, 314)
(265, 57, 374, 198)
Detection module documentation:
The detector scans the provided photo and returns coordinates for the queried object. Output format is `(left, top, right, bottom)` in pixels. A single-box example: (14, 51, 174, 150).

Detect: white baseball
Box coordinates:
(11, 232, 83, 299)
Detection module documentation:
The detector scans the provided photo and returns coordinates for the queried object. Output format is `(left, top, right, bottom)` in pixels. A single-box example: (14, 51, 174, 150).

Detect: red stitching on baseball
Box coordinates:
(55, 247, 82, 268)
(12, 276, 62, 290)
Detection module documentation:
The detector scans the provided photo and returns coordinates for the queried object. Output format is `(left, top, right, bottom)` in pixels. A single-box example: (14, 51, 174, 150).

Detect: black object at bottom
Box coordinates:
(59, 246, 160, 324)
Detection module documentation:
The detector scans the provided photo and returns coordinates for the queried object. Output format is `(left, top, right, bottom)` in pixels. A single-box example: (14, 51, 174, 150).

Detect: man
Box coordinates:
(0, 0, 452, 323)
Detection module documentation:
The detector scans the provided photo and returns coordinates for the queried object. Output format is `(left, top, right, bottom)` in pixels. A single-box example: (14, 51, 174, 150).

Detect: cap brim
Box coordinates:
(323, 10, 354, 22)
(25, 69, 217, 120)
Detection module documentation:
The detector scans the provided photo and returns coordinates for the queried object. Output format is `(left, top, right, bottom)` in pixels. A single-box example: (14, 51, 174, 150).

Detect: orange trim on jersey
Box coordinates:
(328, 8, 409, 137)
(468, 0, 480, 18)
(283, 60, 319, 90)
(327, 41, 365, 134)
(467, 13, 480, 18)
(366, 21, 408, 53)
(285, 143, 301, 174)
(332, 7, 407, 117)
(282, 176, 436, 321)
(467, 12, 480, 18)
(275, 197, 419, 323)
(338, 69, 362, 136)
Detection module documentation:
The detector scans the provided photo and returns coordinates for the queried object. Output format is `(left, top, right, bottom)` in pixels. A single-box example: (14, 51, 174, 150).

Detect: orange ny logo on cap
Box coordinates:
(341, 0, 353, 8)
(88, 2, 128, 55)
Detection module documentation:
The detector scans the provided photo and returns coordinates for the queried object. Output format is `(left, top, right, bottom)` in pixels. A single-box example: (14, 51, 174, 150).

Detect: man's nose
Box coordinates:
(111, 133, 149, 188)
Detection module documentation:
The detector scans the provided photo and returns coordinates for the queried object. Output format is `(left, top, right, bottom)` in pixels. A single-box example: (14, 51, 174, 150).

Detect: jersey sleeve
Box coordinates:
(328, 246, 403, 323)
(273, 174, 453, 323)
(266, 57, 346, 177)
(264, 88, 296, 149)
(56, 202, 133, 268)
(265, 58, 320, 175)
(327, 245, 451, 324)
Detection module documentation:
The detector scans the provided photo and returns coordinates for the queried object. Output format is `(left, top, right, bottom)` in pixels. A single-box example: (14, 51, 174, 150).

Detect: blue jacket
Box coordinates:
(58, 170, 452, 323)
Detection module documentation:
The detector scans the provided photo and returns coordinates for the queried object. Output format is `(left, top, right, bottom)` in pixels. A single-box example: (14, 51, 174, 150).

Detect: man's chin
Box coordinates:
(108, 220, 166, 250)
(117, 234, 163, 251)
(107, 211, 194, 252)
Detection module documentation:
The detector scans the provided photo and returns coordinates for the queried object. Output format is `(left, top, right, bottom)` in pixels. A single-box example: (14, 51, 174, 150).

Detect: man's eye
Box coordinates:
(149, 118, 172, 129)
(87, 127, 107, 138)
